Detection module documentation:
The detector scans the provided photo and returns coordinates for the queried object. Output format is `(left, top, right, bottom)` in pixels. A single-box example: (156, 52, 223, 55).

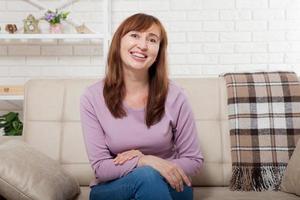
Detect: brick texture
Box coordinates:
(1, 0, 300, 82)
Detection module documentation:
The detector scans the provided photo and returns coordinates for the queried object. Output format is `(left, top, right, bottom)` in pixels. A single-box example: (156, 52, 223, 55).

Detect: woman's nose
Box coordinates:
(137, 39, 148, 50)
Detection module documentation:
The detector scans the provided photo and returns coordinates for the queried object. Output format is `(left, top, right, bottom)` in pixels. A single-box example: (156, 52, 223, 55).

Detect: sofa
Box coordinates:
(0, 77, 299, 200)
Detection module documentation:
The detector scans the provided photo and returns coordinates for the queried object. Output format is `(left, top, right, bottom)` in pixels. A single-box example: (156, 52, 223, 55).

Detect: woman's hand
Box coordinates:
(138, 155, 191, 192)
(113, 150, 144, 165)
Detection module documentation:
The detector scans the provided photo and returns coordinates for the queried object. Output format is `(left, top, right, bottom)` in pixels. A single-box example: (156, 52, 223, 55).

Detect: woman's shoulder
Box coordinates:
(166, 80, 188, 106)
(83, 79, 104, 93)
(168, 80, 187, 96)
(81, 79, 104, 100)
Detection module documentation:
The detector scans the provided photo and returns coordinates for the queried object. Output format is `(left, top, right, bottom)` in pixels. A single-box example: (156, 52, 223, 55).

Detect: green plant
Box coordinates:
(0, 112, 23, 136)
(44, 9, 70, 25)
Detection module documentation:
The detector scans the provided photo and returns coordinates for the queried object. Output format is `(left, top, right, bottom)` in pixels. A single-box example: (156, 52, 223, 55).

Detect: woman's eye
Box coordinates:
(130, 33, 139, 38)
(149, 38, 158, 43)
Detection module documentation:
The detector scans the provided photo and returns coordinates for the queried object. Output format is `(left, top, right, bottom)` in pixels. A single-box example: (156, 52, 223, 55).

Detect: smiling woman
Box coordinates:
(119, 24, 162, 111)
(104, 13, 169, 125)
(80, 13, 204, 200)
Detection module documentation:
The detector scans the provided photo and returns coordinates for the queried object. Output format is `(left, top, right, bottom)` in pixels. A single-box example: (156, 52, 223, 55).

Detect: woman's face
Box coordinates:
(120, 24, 161, 72)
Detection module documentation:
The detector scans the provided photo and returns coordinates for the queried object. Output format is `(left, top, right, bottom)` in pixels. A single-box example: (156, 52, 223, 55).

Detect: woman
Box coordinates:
(80, 13, 203, 200)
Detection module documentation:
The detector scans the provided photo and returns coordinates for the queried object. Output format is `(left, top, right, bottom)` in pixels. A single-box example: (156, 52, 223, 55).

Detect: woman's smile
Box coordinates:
(130, 51, 148, 62)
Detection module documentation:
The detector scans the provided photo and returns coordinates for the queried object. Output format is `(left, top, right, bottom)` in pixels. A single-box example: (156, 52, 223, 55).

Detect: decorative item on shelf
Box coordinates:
(0, 112, 23, 136)
(23, 14, 40, 34)
(0, 85, 24, 95)
(49, 23, 63, 34)
(5, 24, 18, 34)
(43, 9, 70, 34)
(75, 23, 94, 34)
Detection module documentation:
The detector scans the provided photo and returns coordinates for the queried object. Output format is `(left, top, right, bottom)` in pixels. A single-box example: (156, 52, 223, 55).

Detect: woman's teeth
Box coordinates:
(131, 52, 147, 58)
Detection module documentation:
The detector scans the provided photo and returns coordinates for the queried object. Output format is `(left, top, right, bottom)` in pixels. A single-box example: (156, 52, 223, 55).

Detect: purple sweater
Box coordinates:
(80, 80, 204, 186)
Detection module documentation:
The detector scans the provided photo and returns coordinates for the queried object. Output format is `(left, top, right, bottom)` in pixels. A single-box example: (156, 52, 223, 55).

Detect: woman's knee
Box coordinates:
(89, 186, 99, 200)
(132, 166, 164, 185)
(170, 185, 193, 200)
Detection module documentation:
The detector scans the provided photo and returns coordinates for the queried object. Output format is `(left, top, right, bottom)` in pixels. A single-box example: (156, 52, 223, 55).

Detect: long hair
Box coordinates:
(103, 13, 168, 128)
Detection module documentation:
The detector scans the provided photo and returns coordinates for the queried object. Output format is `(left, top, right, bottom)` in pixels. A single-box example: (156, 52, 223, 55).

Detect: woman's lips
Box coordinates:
(130, 51, 147, 62)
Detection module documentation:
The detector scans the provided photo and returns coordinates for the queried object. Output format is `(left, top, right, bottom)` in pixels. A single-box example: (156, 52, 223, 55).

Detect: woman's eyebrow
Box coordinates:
(148, 33, 160, 39)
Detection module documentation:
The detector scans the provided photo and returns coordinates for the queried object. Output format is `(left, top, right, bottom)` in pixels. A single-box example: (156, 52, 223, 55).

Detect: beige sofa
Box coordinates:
(2, 78, 300, 200)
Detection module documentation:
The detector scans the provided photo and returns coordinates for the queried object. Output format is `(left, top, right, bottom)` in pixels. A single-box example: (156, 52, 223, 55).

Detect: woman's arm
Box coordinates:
(80, 91, 140, 183)
(170, 97, 204, 176)
(114, 91, 203, 191)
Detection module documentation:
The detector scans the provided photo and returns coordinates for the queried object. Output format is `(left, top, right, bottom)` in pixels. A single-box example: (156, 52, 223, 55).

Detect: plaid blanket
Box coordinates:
(223, 71, 300, 191)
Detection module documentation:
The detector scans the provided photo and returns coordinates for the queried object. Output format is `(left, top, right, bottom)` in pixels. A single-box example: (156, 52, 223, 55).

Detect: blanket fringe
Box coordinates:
(229, 165, 286, 191)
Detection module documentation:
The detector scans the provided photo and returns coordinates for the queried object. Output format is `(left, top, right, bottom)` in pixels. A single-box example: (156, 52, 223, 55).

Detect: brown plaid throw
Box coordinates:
(223, 71, 300, 191)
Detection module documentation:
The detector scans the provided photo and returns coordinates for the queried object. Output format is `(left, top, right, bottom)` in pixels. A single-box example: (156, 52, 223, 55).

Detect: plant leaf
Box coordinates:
(5, 112, 17, 122)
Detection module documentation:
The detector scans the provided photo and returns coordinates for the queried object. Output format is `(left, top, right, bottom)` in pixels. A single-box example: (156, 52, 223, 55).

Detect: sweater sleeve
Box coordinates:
(80, 90, 139, 183)
(170, 93, 204, 176)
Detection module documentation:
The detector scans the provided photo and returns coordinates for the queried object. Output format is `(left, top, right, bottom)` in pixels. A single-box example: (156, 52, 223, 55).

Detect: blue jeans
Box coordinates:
(90, 166, 193, 200)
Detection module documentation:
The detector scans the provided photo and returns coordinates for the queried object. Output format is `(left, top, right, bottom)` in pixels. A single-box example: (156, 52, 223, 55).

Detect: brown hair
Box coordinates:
(103, 13, 169, 128)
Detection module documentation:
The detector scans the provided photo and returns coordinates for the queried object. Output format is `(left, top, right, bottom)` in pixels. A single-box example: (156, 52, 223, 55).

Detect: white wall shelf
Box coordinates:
(0, 34, 104, 40)
(0, 0, 111, 107)
(0, 96, 24, 100)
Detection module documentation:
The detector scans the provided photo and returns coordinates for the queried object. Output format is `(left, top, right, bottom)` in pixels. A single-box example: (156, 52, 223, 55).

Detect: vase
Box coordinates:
(49, 23, 63, 34)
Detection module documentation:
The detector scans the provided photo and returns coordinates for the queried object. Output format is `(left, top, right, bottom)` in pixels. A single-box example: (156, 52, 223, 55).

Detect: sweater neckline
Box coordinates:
(123, 101, 145, 112)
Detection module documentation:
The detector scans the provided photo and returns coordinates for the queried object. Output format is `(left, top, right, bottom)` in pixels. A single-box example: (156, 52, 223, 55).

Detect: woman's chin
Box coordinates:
(127, 65, 150, 71)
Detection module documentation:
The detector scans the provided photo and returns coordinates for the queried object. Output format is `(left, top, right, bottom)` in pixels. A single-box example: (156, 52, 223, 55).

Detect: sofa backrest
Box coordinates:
(23, 78, 231, 187)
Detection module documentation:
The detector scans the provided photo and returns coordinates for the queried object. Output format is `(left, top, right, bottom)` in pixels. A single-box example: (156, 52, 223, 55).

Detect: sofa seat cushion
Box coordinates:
(281, 139, 300, 196)
(194, 187, 300, 200)
(75, 186, 300, 200)
(75, 187, 90, 200)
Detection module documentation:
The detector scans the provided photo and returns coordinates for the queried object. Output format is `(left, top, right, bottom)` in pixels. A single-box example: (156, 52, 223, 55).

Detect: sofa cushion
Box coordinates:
(194, 187, 300, 200)
(281, 139, 300, 196)
(75, 187, 90, 200)
(0, 140, 80, 200)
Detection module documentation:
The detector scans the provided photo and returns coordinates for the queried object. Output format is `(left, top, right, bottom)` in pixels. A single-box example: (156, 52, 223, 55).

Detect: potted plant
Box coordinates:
(43, 9, 70, 34)
(0, 112, 23, 136)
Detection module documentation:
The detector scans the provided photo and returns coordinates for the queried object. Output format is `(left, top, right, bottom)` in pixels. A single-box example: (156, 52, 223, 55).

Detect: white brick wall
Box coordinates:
(0, 46, 7, 56)
(0, 0, 300, 85)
